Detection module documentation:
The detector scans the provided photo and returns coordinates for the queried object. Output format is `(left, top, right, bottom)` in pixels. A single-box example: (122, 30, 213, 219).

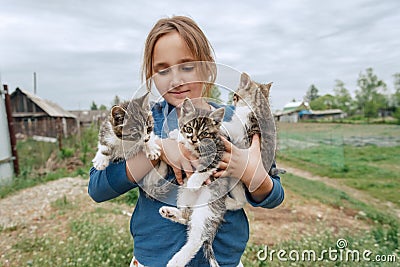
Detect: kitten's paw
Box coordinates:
(186, 175, 203, 191)
(145, 143, 161, 160)
(159, 207, 186, 224)
(92, 154, 110, 170)
(168, 129, 179, 140)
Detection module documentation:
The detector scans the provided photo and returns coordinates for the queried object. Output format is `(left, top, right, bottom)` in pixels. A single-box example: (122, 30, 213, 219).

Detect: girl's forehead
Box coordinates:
(152, 32, 195, 68)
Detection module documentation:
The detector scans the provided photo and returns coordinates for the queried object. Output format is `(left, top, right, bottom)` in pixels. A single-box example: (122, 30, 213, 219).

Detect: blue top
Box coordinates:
(88, 100, 285, 267)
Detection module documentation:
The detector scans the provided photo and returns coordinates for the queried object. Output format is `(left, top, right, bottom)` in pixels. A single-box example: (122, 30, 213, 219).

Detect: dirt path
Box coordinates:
(278, 162, 400, 219)
(0, 178, 89, 229)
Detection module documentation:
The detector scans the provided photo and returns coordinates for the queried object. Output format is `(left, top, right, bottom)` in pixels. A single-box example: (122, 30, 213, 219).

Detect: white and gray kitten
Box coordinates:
(228, 72, 286, 177)
(159, 98, 231, 267)
(92, 93, 169, 198)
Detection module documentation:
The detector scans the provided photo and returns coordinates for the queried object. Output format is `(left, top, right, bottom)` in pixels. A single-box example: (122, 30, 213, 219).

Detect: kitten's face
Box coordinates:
(179, 98, 224, 148)
(111, 93, 153, 142)
(233, 72, 272, 107)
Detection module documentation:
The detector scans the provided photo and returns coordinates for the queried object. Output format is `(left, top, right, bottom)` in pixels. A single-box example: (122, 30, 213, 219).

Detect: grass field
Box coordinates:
(277, 122, 400, 206)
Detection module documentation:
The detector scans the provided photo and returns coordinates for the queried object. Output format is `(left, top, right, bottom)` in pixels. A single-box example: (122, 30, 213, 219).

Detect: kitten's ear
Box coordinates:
(210, 107, 225, 125)
(240, 72, 251, 90)
(140, 92, 150, 110)
(181, 98, 195, 115)
(111, 106, 127, 126)
(260, 82, 273, 99)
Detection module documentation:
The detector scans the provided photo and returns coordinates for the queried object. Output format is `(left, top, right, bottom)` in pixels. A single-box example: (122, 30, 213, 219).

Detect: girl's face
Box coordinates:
(152, 31, 204, 107)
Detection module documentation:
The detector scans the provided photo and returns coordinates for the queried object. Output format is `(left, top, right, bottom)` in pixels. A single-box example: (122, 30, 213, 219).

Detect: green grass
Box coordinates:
(277, 122, 400, 206)
(0, 125, 98, 199)
(278, 145, 400, 206)
(282, 173, 398, 226)
(5, 197, 132, 267)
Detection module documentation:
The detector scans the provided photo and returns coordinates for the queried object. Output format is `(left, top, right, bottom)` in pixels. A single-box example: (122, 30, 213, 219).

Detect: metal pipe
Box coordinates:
(3, 84, 20, 175)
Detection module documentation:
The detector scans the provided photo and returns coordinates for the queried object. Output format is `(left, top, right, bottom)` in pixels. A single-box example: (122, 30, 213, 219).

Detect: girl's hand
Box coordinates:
(214, 135, 272, 196)
(156, 138, 198, 185)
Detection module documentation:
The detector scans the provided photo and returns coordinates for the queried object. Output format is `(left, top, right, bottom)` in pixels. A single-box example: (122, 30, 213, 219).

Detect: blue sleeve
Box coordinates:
(88, 161, 137, 203)
(245, 163, 285, 209)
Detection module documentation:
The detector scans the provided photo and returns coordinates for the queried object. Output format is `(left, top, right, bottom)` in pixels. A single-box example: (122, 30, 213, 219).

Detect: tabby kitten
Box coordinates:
(92, 93, 169, 198)
(231, 72, 285, 178)
(159, 98, 229, 267)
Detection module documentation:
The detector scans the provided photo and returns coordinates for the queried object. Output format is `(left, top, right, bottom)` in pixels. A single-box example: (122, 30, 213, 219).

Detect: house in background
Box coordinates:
(10, 88, 78, 138)
(274, 101, 312, 123)
(301, 109, 345, 121)
(69, 110, 108, 127)
(274, 101, 345, 122)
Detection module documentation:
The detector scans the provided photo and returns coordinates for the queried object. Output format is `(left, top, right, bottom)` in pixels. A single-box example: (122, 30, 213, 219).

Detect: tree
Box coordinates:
(355, 68, 387, 119)
(90, 101, 98, 110)
(333, 80, 354, 115)
(310, 94, 336, 110)
(209, 85, 222, 103)
(304, 84, 320, 102)
(112, 95, 121, 106)
(393, 73, 400, 107)
(99, 104, 107, 110)
(392, 73, 400, 124)
(227, 91, 234, 105)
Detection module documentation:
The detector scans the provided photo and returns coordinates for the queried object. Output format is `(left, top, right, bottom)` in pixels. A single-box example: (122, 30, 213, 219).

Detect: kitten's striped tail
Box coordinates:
(203, 240, 220, 267)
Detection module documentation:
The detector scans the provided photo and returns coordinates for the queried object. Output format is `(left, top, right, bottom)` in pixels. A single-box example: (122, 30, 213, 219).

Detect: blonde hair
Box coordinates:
(141, 16, 216, 97)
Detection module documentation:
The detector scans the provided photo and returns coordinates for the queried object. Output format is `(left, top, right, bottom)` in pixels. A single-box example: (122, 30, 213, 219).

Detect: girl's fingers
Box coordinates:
(217, 161, 229, 170)
(220, 135, 232, 153)
(214, 170, 228, 178)
(173, 167, 183, 185)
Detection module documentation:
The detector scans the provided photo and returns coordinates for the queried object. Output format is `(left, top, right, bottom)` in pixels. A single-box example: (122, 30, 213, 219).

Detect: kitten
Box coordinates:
(159, 98, 230, 267)
(230, 72, 286, 178)
(92, 93, 169, 198)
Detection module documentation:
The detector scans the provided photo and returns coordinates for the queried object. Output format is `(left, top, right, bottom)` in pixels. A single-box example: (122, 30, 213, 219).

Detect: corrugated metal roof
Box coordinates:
(311, 109, 343, 115)
(283, 101, 310, 110)
(15, 88, 76, 118)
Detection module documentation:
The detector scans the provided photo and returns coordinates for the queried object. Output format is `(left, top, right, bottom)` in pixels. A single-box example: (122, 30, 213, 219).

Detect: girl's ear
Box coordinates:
(181, 98, 196, 115)
(240, 72, 251, 90)
(210, 107, 225, 125)
(111, 105, 127, 126)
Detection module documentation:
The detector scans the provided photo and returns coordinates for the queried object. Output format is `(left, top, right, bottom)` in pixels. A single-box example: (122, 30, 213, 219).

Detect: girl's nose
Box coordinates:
(169, 68, 183, 89)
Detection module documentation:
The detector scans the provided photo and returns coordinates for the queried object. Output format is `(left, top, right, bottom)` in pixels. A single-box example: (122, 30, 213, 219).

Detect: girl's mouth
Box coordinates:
(169, 90, 190, 95)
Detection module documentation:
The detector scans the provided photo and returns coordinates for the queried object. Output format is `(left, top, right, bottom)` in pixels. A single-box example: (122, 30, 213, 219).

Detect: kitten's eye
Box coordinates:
(146, 126, 152, 134)
(131, 133, 141, 139)
(200, 132, 209, 138)
(233, 94, 239, 103)
(184, 126, 192, 133)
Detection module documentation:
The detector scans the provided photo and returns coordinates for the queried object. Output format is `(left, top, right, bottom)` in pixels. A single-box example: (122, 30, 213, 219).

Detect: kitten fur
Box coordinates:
(159, 98, 230, 267)
(231, 72, 286, 177)
(92, 93, 170, 198)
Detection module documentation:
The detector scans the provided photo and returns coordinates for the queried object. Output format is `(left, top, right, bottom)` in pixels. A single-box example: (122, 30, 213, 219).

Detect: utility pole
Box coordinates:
(33, 72, 37, 95)
(3, 84, 20, 175)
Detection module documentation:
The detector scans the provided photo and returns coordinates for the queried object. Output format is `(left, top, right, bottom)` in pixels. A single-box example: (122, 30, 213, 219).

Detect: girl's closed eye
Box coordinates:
(158, 67, 170, 75)
(181, 63, 195, 72)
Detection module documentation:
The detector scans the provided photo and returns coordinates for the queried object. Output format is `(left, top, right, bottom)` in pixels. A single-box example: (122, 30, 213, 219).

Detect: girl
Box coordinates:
(88, 15, 284, 267)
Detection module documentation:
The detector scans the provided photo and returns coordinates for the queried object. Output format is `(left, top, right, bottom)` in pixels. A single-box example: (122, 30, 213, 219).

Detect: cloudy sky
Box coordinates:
(1, 0, 399, 111)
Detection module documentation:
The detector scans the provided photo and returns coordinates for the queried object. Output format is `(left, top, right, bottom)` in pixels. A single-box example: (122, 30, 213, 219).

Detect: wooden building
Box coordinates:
(69, 110, 108, 127)
(10, 88, 78, 138)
